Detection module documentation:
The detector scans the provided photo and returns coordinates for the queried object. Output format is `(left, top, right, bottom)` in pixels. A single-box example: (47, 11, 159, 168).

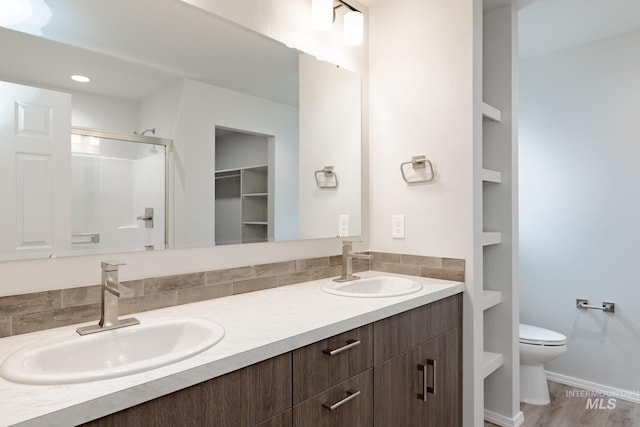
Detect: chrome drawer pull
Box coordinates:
(322, 389, 361, 411)
(417, 359, 436, 401)
(322, 339, 361, 356)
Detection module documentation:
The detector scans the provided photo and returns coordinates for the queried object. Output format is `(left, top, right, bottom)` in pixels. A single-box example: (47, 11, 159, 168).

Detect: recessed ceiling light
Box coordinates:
(71, 75, 90, 83)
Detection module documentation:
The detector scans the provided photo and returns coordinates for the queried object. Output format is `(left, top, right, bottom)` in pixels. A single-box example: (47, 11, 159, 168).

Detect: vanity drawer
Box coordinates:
(293, 324, 373, 404)
(293, 369, 373, 427)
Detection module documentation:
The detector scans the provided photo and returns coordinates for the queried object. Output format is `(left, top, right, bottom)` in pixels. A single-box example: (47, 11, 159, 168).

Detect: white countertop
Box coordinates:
(0, 271, 464, 426)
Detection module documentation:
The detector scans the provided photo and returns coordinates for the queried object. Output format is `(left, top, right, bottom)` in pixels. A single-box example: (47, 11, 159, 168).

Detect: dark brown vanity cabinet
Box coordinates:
(293, 369, 373, 426)
(373, 295, 462, 427)
(83, 294, 461, 427)
(292, 324, 374, 426)
(83, 353, 292, 427)
(373, 328, 461, 427)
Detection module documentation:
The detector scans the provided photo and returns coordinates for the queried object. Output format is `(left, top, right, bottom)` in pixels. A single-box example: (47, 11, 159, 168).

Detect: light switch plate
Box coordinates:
(392, 215, 405, 239)
(338, 214, 350, 237)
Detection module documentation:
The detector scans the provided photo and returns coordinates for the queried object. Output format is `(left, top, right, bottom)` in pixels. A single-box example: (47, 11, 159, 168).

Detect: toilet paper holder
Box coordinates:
(576, 299, 615, 313)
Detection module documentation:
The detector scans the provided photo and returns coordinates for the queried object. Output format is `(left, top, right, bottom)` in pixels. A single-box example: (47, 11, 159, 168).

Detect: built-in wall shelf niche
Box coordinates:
(215, 165, 270, 245)
(482, 290, 503, 311)
(215, 126, 271, 245)
(477, 3, 518, 423)
(481, 102, 502, 122)
(483, 351, 504, 379)
(482, 232, 502, 246)
(481, 168, 502, 183)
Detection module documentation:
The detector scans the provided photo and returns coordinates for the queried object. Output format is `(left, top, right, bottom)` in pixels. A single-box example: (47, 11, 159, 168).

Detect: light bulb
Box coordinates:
(312, 0, 333, 31)
(0, 0, 33, 26)
(343, 10, 363, 45)
(71, 75, 91, 83)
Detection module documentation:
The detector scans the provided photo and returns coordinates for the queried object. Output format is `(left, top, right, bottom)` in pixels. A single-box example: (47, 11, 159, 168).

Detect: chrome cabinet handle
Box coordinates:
(322, 389, 361, 411)
(417, 359, 437, 401)
(427, 359, 436, 395)
(322, 339, 361, 356)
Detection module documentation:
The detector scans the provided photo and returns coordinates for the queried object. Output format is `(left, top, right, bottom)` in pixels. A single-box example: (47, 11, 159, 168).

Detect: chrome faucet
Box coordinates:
(333, 241, 373, 283)
(76, 261, 140, 335)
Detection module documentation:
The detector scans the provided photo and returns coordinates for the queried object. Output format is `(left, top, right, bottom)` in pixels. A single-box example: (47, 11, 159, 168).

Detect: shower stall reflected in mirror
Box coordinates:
(70, 128, 171, 255)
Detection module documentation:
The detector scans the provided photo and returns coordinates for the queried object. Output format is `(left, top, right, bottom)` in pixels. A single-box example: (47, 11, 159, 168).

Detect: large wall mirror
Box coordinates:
(0, 0, 362, 261)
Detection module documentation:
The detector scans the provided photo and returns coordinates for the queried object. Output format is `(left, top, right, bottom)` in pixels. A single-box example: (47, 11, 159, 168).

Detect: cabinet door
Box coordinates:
(373, 294, 461, 364)
(83, 353, 292, 427)
(256, 410, 292, 427)
(293, 370, 373, 427)
(374, 328, 461, 427)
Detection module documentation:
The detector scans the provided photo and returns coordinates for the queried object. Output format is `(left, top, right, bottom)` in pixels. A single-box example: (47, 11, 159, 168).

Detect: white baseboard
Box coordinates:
(484, 409, 524, 427)
(545, 371, 640, 404)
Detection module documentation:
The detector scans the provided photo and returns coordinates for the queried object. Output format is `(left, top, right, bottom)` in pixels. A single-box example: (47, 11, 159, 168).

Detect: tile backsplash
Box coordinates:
(369, 252, 465, 282)
(0, 252, 464, 337)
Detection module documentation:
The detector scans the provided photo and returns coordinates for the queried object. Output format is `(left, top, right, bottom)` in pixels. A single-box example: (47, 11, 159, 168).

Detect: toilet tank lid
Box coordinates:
(520, 324, 567, 345)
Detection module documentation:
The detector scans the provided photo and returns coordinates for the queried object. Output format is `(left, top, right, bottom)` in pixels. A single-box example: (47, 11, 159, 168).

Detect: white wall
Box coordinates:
(520, 31, 640, 396)
(71, 92, 140, 133)
(369, 1, 475, 425)
(298, 53, 362, 239)
(369, 0, 474, 258)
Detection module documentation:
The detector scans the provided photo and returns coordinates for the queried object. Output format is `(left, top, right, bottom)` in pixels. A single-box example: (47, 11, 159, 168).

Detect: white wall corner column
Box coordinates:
(367, 0, 475, 422)
(474, 0, 520, 426)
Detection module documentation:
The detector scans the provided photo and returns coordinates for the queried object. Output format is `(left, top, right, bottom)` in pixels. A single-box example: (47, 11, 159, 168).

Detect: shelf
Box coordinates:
(482, 290, 503, 311)
(482, 232, 502, 246)
(481, 102, 502, 122)
(242, 221, 267, 225)
(215, 164, 268, 174)
(481, 168, 502, 183)
(214, 172, 240, 180)
(483, 351, 504, 378)
(242, 193, 268, 197)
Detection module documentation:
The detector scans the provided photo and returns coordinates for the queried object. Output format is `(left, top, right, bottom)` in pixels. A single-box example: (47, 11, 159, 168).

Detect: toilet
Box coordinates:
(519, 324, 567, 405)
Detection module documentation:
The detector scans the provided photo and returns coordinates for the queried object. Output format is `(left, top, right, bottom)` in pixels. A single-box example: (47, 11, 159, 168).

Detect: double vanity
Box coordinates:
(0, 271, 463, 426)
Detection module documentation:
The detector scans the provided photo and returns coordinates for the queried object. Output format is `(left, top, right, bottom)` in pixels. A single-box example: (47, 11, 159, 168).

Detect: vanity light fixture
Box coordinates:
(0, 0, 33, 26)
(311, 0, 364, 46)
(311, 0, 333, 31)
(70, 74, 91, 83)
(343, 8, 364, 45)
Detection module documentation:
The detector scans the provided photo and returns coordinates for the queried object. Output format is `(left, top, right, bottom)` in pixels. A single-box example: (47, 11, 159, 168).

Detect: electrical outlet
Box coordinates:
(338, 214, 350, 237)
(392, 215, 405, 239)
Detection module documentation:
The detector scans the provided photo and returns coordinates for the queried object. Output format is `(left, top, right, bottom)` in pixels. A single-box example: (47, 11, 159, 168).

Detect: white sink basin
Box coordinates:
(0, 317, 225, 385)
(321, 276, 423, 298)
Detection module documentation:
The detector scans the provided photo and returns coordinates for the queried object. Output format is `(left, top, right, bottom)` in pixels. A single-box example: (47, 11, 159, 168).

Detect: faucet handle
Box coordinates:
(101, 260, 126, 271)
(103, 282, 135, 298)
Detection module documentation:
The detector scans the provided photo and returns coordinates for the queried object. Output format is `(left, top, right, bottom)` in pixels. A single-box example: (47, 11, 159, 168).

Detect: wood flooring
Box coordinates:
(485, 381, 640, 427)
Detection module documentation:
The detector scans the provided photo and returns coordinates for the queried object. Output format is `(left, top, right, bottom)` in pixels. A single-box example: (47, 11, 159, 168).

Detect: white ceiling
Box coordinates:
(519, 0, 640, 59)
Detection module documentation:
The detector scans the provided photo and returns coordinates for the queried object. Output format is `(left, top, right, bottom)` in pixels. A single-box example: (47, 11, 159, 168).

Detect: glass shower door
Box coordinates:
(70, 129, 169, 254)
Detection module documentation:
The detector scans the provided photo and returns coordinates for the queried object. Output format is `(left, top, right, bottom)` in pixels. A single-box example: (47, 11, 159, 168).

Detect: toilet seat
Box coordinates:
(519, 324, 566, 346)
